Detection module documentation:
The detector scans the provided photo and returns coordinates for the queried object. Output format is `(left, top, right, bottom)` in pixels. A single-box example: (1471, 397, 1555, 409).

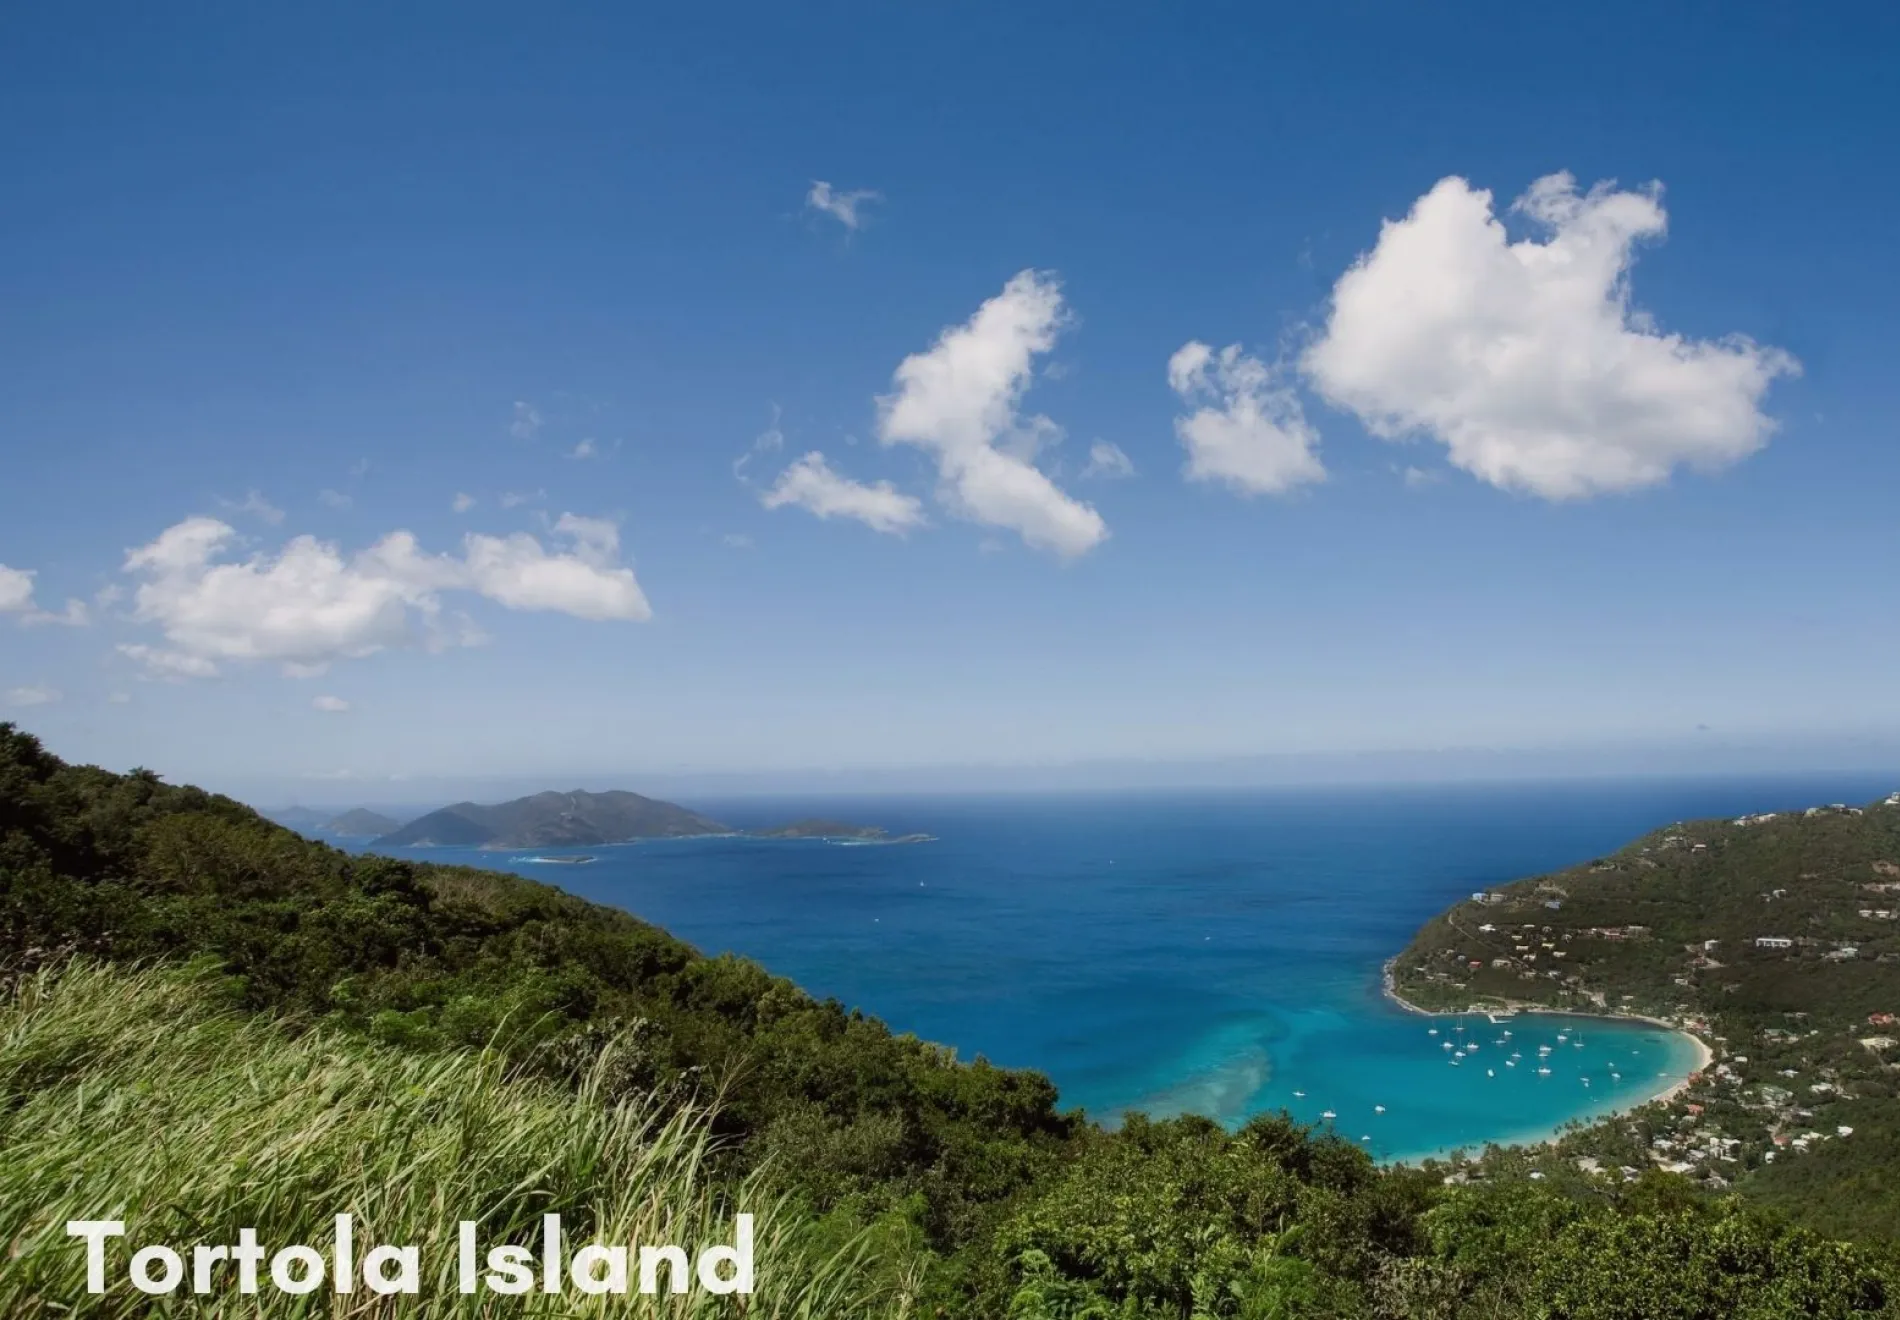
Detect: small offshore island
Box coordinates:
(753, 818, 936, 845)
(1384, 790, 1900, 1238)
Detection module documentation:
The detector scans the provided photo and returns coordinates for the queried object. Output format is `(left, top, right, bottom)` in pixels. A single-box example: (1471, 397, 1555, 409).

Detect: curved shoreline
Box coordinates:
(1378, 957, 1715, 1112)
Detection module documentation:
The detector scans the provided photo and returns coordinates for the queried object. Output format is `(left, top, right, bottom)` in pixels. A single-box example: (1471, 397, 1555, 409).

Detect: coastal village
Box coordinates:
(1391, 791, 1900, 1223)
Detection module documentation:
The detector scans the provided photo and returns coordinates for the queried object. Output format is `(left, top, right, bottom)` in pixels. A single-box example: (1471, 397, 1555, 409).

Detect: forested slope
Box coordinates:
(4, 723, 1896, 1317)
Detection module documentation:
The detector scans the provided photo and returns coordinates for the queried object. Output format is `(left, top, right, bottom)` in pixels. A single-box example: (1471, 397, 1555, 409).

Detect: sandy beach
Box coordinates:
(1649, 1033, 1716, 1104)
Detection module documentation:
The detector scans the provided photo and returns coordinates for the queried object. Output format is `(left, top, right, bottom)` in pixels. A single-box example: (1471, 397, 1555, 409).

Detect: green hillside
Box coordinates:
(1389, 794, 1900, 1240)
(4, 722, 1896, 1316)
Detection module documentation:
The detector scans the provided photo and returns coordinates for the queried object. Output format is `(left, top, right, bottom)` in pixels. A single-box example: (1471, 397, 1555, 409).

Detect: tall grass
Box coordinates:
(0, 960, 917, 1317)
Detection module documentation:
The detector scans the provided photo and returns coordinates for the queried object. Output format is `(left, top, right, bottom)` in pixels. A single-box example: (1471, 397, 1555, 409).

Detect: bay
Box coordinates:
(363, 773, 1895, 1161)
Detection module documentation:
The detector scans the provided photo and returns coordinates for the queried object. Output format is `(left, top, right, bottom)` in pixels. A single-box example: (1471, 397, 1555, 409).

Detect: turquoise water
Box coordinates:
(363, 775, 1891, 1161)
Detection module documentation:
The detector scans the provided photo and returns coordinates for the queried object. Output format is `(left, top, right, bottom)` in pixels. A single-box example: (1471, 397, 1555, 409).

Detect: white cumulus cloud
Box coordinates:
(807, 181, 880, 232)
(461, 514, 652, 621)
(1168, 343, 1324, 495)
(761, 452, 926, 535)
(876, 271, 1107, 558)
(118, 514, 650, 679)
(312, 694, 350, 713)
(121, 519, 451, 676)
(1303, 172, 1799, 500)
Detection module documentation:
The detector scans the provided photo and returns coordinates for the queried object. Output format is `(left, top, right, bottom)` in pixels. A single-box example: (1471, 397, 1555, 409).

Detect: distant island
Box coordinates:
(336, 790, 900, 851)
(373, 790, 728, 849)
(323, 807, 401, 838)
(748, 818, 933, 844)
(264, 806, 402, 840)
(760, 821, 935, 844)
(754, 817, 888, 839)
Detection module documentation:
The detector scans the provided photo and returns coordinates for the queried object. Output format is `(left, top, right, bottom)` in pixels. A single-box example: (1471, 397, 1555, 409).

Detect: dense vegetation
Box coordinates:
(5, 723, 1898, 1316)
(1, 960, 897, 1318)
(1391, 796, 1900, 1244)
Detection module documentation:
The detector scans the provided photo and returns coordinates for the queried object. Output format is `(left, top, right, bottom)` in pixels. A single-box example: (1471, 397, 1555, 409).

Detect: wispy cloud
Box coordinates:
(733, 408, 785, 480)
(117, 643, 220, 680)
(1081, 441, 1136, 480)
(218, 489, 285, 524)
(509, 400, 543, 441)
(0, 564, 91, 627)
(312, 694, 350, 713)
(762, 453, 926, 536)
(0, 565, 33, 613)
(5, 684, 61, 708)
(806, 181, 881, 232)
(452, 492, 476, 514)
(20, 598, 89, 627)
(318, 488, 353, 510)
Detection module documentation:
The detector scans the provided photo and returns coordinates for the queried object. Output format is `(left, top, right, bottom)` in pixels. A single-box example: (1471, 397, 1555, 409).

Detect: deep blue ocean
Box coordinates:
(363, 773, 1897, 1161)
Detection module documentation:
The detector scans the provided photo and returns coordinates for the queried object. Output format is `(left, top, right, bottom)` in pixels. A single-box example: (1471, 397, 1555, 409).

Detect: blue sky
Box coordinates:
(3, 2, 1898, 799)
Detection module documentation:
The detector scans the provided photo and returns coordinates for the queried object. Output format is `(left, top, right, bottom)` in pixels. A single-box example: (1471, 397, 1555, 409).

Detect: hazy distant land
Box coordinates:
(268, 791, 903, 851)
